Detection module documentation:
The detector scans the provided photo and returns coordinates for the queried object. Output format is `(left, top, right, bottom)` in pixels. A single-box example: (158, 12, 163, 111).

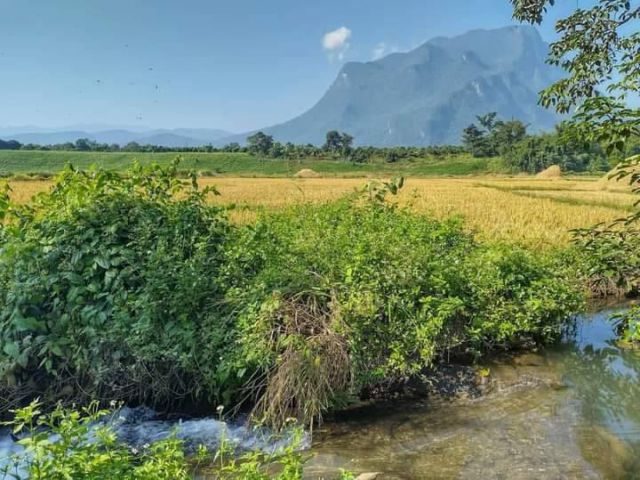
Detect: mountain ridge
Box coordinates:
(223, 25, 562, 146)
(2, 26, 562, 148)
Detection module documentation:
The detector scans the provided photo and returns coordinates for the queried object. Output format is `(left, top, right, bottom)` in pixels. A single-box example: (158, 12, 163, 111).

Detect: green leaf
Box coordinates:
(3, 342, 20, 359)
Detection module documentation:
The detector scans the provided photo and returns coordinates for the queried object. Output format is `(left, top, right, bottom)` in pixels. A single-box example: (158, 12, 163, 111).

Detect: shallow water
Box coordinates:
(2, 306, 640, 479)
(0, 405, 306, 475)
(306, 305, 640, 479)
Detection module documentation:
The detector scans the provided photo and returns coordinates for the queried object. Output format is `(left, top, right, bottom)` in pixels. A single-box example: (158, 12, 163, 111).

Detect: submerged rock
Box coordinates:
(578, 425, 638, 479)
(355, 473, 382, 480)
(512, 353, 546, 367)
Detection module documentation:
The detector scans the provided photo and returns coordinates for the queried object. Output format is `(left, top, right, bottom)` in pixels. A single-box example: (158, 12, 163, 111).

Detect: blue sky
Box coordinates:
(0, 0, 586, 132)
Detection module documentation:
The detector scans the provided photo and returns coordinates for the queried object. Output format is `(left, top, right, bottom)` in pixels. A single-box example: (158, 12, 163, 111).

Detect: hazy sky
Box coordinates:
(0, 0, 589, 132)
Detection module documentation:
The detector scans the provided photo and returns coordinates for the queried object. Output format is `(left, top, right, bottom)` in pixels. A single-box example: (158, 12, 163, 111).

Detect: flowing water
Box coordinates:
(2, 305, 640, 479)
(306, 304, 640, 479)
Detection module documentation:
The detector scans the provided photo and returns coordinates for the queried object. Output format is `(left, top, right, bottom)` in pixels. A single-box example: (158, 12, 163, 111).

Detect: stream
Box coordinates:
(2, 304, 640, 479)
(307, 304, 640, 479)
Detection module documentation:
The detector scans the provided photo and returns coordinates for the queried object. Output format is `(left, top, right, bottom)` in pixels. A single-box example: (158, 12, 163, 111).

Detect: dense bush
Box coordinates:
(572, 226, 640, 296)
(229, 183, 583, 425)
(0, 165, 584, 427)
(0, 162, 239, 408)
(570, 156, 640, 297)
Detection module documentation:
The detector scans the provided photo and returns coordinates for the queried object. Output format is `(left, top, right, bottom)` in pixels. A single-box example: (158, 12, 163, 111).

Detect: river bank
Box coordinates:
(3, 304, 635, 479)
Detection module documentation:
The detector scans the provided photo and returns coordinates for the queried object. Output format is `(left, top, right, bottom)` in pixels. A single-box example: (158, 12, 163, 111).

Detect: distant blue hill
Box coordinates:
(4, 128, 233, 148)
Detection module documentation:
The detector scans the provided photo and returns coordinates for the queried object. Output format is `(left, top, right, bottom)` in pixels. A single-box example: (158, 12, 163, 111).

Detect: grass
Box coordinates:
(0, 150, 503, 177)
(1, 151, 629, 249)
(5, 176, 631, 249)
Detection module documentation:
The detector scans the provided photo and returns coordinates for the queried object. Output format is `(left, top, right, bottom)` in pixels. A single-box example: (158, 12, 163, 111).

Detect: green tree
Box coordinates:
(476, 112, 499, 133)
(462, 123, 493, 157)
(511, 1, 640, 334)
(491, 119, 528, 155)
(247, 131, 274, 156)
(269, 141, 285, 158)
(324, 130, 343, 152)
(74, 138, 93, 151)
(324, 130, 354, 156)
(341, 132, 354, 153)
(123, 141, 141, 152)
(510, 0, 639, 153)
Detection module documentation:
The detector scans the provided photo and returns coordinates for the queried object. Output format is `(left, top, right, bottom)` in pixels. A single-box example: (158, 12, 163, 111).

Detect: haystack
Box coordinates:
(536, 165, 562, 179)
(295, 168, 321, 178)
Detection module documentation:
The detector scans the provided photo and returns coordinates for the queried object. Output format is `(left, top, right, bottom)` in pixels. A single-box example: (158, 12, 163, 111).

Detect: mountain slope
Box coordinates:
(251, 25, 562, 146)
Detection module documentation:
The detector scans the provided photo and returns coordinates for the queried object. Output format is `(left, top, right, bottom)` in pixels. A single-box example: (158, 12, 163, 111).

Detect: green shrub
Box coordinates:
(0, 162, 239, 408)
(228, 185, 583, 426)
(0, 401, 310, 480)
(1, 401, 195, 480)
(572, 226, 640, 296)
(0, 167, 584, 428)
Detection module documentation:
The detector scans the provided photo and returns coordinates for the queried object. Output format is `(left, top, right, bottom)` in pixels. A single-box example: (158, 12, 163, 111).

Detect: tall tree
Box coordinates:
(462, 124, 491, 157)
(246, 131, 274, 156)
(341, 132, 354, 152)
(491, 119, 528, 155)
(510, 0, 639, 154)
(74, 138, 93, 151)
(324, 130, 354, 156)
(476, 112, 499, 133)
(324, 130, 343, 152)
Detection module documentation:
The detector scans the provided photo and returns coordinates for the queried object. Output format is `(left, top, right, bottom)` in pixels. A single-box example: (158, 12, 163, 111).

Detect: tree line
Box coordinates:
(462, 112, 640, 173)
(3, 123, 637, 173)
(0, 130, 466, 163)
(244, 130, 465, 162)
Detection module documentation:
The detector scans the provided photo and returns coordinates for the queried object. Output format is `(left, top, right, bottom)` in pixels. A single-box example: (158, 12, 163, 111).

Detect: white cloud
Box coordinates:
(372, 42, 388, 60)
(322, 26, 351, 61)
(371, 42, 399, 60)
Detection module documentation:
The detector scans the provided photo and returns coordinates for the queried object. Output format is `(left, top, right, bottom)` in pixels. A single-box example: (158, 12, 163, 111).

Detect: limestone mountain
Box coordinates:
(253, 25, 561, 146)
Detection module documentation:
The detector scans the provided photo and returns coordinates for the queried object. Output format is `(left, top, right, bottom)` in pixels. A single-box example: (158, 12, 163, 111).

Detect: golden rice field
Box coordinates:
(5, 176, 637, 249)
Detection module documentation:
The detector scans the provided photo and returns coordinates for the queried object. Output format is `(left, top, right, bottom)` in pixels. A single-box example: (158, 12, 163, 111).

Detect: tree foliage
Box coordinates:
(510, 1, 640, 343)
(0, 161, 237, 409)
(462, 113, 528, 158)
(247, 131, 275, 156)
(511, 0, 640, 152)
(504, 125, 610, 173)
(323, 130, 354, 156)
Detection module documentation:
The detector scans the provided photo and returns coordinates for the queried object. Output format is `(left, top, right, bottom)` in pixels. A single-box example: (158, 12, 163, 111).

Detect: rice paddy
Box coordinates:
(6, 175, 636, 249)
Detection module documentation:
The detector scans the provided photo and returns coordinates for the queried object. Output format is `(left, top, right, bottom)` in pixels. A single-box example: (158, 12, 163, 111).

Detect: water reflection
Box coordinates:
(308, 305, 640, 479)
